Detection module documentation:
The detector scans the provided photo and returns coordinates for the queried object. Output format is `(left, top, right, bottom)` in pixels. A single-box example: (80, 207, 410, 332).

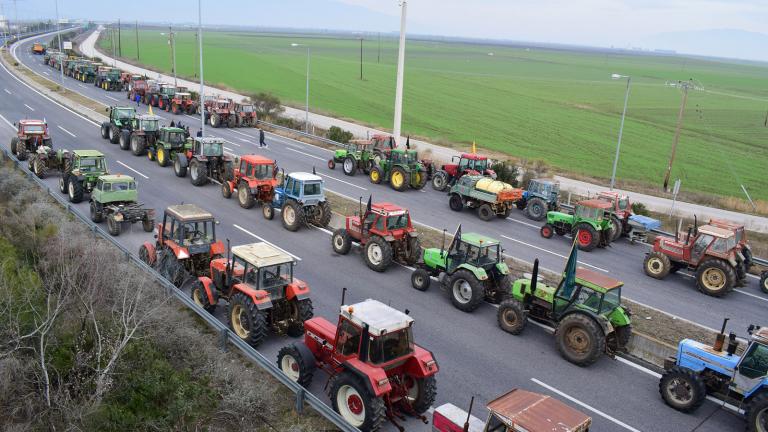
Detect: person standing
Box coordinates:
(259, 128, 267, 148)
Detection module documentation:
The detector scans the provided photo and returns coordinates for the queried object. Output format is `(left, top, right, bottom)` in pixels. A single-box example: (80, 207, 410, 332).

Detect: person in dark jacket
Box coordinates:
(259, 128, 267, 148)
(196, 129, 203, 138)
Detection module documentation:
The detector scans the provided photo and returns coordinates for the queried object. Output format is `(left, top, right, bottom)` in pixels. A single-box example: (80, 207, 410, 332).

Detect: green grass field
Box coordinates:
(99, 30, 768, 201)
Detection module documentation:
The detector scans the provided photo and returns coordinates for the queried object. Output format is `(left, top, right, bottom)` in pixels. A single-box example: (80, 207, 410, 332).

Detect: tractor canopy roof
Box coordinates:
(698, 225, 734, 239)
(166, 204, 214, 222)
(531, 178, 558, 185)
(73, 149, 105, 158)
(460, 153, 488, 161)
(176, 92, 191, 97)
(98, 174, 135, 183)
(19, 119, 47, 126)
(752, 327, 768, 344)
(575, 268, 623, 291)
(161, 126, 186, 133)
(341, 299, 413, 336)
(241, 154, 274, 165)
(577, 199, 613, 210)
(232, 242, 294, 269)
(195, 137, 225, 145)
(487, 389, 591, 431)
(708, 219, 744, 232)
(372, 202, 408, 216)
(598, 191, 621, 200)
(460, 232, 500, 248)
(289, 172, 322, 182)
(137, 114, 162, 121)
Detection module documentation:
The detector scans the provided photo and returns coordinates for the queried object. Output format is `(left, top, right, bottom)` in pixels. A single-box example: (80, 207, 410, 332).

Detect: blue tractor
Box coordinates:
(516, 178, 560, 221)
(659, 319, 768, 431)
(262, 171, 332, 232)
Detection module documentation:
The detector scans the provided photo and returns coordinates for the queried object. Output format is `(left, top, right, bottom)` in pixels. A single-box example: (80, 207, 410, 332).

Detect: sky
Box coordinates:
(2, 0, 768, 60)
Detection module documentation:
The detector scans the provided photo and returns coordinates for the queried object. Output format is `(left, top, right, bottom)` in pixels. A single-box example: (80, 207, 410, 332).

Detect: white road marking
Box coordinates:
(185, 114, 198, 120)
(316, 172, 367, 191)
(230, 129, 251, 138)
(500, 235, 609, 273)
(224, 147, 234, 152)
(223, 139, 241, 147)
(3, 88, 10, 94)
(24, 103, 35, 111)
(56, 125, 76, 137)
(105, 95, 119, 101)
(286, 146, 325, 161)
(42, 71, 50, 76)
(734, 289, 768, 302)
(238, 137, 250, 143)
(116, 161, 149, 179)
(233, 224, 302, 261)
(78, 83, 87, 88)
(506, 217, 540, 229)
(0, 113, 15, 129)
(530, 378, 642, 432)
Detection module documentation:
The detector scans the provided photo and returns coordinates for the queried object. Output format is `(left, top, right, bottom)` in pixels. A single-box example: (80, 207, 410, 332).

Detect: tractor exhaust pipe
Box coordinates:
(441, 229, 447, 256)
(713, 317, 729, 352)
(693, 215, 698, 237)
(529, 259, 539, 299)
(463, 396, 475, 432)
(686, 227, 693, 245)
(225, 239, 232, 285)
(341, 287, 347, 306)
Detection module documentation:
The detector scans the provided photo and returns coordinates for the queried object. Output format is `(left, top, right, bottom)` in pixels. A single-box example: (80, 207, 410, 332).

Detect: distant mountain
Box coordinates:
(638, 29, 768, 63)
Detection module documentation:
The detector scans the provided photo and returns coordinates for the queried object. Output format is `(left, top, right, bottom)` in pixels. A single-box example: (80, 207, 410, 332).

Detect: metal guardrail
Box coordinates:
(255, 118, 345, 148)
(0, 148, 359, 432)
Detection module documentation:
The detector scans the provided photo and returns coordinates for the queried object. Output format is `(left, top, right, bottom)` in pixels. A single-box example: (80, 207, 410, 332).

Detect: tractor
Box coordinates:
(709, 218, 754, 284)
(432, 389, 592, 432)
(10, 119, 52, 161)
(411, 228, 512, 312)
(448, 175, 523, 221)
(94, 66, 123, 91)
(517, 178, 561, 221)
(173, 137, 234, 186)
(540, 199, 616, 252)
(762, 272, 768, 295)
(643, 223, 747, 297)
(169, 91, 197, 115)
(431, 153, 496, 191)
(57, 150, 109, 204)
(368, 134, 396, 158)
(659, 319, 768, 432)
(332, 199, 421, 272)
(369, 148, 428, 192)
(233, 102, 258, 127)
(276, 297, 438, 431)
(497, 256, 633, 367)
(189, 242, 314, 348)
(596, 191, 633, 241)
(100, 106, 136, 144)
(88, 174, 155, 236)
(117, 114, 161, 155)
(139, 204, 225, 287)
(26, 146, 67, 179)
(204, 98, 235, 128)
(328, 141, 374, 176)
(32, 42, 46, 55)
(145, 82, 176, 109)
(127, 78, 148, 103)
(221, 154, 277, 209)
(263, 171, 332, 231)
(146, 127, 190, 168)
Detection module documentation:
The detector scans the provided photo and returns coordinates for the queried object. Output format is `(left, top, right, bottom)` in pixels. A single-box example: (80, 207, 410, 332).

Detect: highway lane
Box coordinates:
(13, 32, 768, 336)
(1, 33, 748, 432)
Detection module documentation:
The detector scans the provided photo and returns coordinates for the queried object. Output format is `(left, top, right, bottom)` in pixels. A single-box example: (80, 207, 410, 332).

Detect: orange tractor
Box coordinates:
(222, 155, 278, 209)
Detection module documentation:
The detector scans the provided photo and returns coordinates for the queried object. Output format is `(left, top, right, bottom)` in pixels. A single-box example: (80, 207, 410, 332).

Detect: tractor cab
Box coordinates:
(280, 172, 323, 205)
(134, 115, 161, 133)
(444, 232, 502, 273)
(525, 178, 560, 203)
(109, 106, 137, 126)
(237, 154, 276, 181)
(194, 137, 225, 158)
(370, 134, 395, 156)
(176, 92, 192, 102)
(547, 268, 625, 319)
(456, 153, 490, 175)
(574, 199, 613, 221)
(237, 103, 255, 113)
(92, 174, 138, 204)
(159, 84, 176, 97)
(71, 150, 108, 175)
(353, 202, 414, 240)
(218, 242, 296, 302)
(158, 127, 189, 149)
(598, 191, 632, 219)
(655, 224, 738, 267)
(160, 204, 221, 256)
(16, 119, 50, 147)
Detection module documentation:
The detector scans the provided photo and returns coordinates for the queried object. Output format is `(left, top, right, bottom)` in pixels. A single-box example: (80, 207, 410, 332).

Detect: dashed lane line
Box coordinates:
(500, 235, 609, 273)
(232, 224, 302, 261)
(56, 125, 76, 137)
(116, 161, 149, 179)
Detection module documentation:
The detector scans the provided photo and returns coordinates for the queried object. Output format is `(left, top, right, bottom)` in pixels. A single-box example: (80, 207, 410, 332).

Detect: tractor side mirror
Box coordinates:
(13, 122, 16, 126)
(105, 107, 108, 112)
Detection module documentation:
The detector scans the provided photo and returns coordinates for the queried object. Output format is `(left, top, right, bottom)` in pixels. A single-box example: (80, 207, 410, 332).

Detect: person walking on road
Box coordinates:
(259, 128, 267, 148)
(196, 129, 203, 138)
(134, 93, 141, 107)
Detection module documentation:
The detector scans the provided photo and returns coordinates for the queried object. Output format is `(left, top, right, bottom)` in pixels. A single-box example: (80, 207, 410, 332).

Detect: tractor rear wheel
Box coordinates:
(555, 313, 604, 366)
(431, 170, 449, 191)
(497, 205, 512, 219)
(229, 292, 268, 348)
(369, 166, 383, 184)
(330, 372, 385, 432)
(107, 214, 122, 236)
(477, 204, 494, 221)
(68, 179, 84, 203)
(644, 252, 671, 279)
(100, 122, 109, 139)
(412, 169, 428, 190)
(277, 343, 316, 387)
(190, 160, 208, 186)
(449, 193, 464, 211)
(449, 270, 484, 312)
(746, 392, 768, 432)
(411, 268, 431, 291)
(363, 236, 393, 272)
(173, 157, 187, 177)
(59, 175, 69, 194)
(10, 137, 18, 156)
(221, 182, 232, 199)
(238, 182, 255, 208)
(609, 214, 623, 242)
(405, 236, 422, 265)
(659, 366, 706, 413)
(142, 217, 154, 232)
(525, 197, 547, 221)
(109, 126, 119, 144)
(89, 201, 103, 223)
(540, 223, 555, 239)
(33, 158, 47, 179)
(210, 113, 220, 128)
(343, 156, 357, 176)
(332, 229, 352, 255)
(119, 130, 131, 150)
(190, 280, 216, 313)
(497, 298, 527, 335)
(262, 204, 275, 220)
(390, 167, 409, 192)
(130, 135, 146, 156)
(314, 201, 332, 227)
(573, 223, 599, 252)
(760, 272, 768, 295)
(282, 200, 304, 231)
(156, 147, 169, 166)
(407, 375, 437, 414)
(286, 299, 314, 337)
(695, 258, 736, 297)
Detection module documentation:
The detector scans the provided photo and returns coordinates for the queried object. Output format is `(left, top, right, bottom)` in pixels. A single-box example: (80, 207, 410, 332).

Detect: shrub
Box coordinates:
(632, 202, 650, 216)
(491, 160, 520, 186)
(250, 92, 284, 120)
(274, 116, 299, 130)
(327, 126, 354, 143)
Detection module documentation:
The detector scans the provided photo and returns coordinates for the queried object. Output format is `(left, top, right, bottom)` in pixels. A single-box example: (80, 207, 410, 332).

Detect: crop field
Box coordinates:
(99, 30, 768, 200)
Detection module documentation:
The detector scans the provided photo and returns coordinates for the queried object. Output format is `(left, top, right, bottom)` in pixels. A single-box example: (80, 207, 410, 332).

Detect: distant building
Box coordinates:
(0, 15, 8, 33)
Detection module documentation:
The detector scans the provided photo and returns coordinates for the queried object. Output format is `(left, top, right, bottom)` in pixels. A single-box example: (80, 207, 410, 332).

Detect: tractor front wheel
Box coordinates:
(449, 193, 464, 211)
(155, 146, 168, 166)
(431, 171, 449, 191)
(327, 159, 336, 170)
(330, 372, 385, 432)
(229, 292, 268, 348)
(33, 158, 47, 179)
(555, 313, 605, 367)
(106, 214, 122, 236)
(332, 229, 352, 255)
(390, 167, 409, 192)
(659, 366, 706, 413)
(369, 166, 383, 184)
(746, 392, 768, 432)
(262, 204, 275, 220)
(90, 201, 103, 223)
(760, 272, 768, 295)
(191, 280, 216, 313)
(238, 182, 255, 208)
(412, 169, 428, 190)
(411, 268, 431, 291)
(282, 200, 304, 231)
(574, 223, 599, 252)
(695, 259, 736, 297)
(142, 217, 154, 232)
(222, 182, 233, 199)
(363, 236, 393, 272)
(109, 126, 119, 144)
(449, 270, 485, 312)
(540, 223, 555, 239)
(525, 197, 547, 221)
(406, 376, 437, 414)
(644, 252, 671, 279)
(119, 130, 131, 150)
(477, 204, 494, 221)
(100, 122, 109, 139)
(343, 156, 357, 176)
(497, 298, 527, 335)
(277, 343, 316, 387)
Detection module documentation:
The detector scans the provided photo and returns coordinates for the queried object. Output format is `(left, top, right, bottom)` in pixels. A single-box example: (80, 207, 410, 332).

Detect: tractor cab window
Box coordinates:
(600, 288, 621, 314)
(406, 151, 418, 163)
(245, 163, 255, 178)
(476, 244, 500, 266)
(22, 124, 45, 133)
(556, 280, 579, 303)
(739, 343, 768, 379)
(574, 285, 602, 311)
(201, 142, 223, 157)
(618, 198, 630, 211)
(141, 119, 159, 132)
(110, 182, 133, 192)
(734, 229, 744, 245)
(474, 158, 487, 172)
(576, 205, 600, 220)
(291, 179, 301, 196)
(241, 105, 254, 113)
(78, 157, 106, 173)
(375, 215, 386, 231)
(484, 413, 506, 432)
(336, 319, 361, 357)
(101, 181, 111, 192)
(692, 234, 714, 258)
(254, 164, 274, 180)
(390, 151, 405, 164)
(368, 327, 414, 364)
(303, 181, 321, 196)
(386, 213, 409, 230)
(259, 262, 292, 291)
(116, 108, 134, 120)
(710, 236, 736, 254)
(180, 220, 215, 246)
(363, 211, 377, 229)
(459, 157, 471, 170)
(167, 131, 185, 145)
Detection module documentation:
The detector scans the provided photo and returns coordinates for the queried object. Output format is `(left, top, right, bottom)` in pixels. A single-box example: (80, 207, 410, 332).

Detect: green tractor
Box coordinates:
(497, 253, 633, 367)
(100, 106, 136, 144)
(369, 148, 428, 191)
(147, 127, 191, 168)
(411, 227, 512, 312)
(89, 174, 155, 236)
(58, 150, 109, 203)
(540, 199, 616, 252)
(327, 141, 374, 176)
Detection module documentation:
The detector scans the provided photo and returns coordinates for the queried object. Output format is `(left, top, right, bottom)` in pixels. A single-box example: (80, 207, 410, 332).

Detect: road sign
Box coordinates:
(63, 41, 72, 50)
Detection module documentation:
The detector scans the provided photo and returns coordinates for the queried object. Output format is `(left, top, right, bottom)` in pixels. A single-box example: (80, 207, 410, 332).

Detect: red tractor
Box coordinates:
(10, 119, 52, 161)
(331, 199, 421, 272)
(174, 137, 235, 186)
(234, 102, 258, 127)
(205, 98, 235, 128)
(643, 223, 748, 297)
(277, 297, 438, 431)
(127, 79, 148, 103)
(139, 204, 225, 287)
(189, 241, 313, 348)
(596, 191, 633, 241)
(169, 91, 198, 115)
(222, 155, 278, 209)
(431, 153, 496, 191)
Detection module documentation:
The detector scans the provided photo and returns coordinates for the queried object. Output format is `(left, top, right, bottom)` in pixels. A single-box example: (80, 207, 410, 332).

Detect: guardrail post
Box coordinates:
(218, 329, 228, 352)
(295, 388, 305, 414)
(567, 192, 571, 206)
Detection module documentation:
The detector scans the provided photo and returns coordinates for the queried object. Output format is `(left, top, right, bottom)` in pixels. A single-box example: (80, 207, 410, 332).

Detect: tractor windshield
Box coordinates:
(259, 262, 292, 290)
(78, 157, 106, 173)
(141, 119, 159, 132)
(167, 131, 186, 145)
(473, 158, 487, 172)
(108, 181, 136, 191)
(464, 244, 500, 267)
(254, 163, 274, 180)
(180, 220, 215, 246)
(386, 213, 410, 230)
(368, 327, 414, 364)
(600, 288, 621, 314)
(303, 181, 322, 196)
(116, 108, 135, 119)
(241, 105, 254, 113)
(202, 142, 223, 157)
(576, 205, 601, 220)
(23, 125, 45, 133)
(710, 236, 737, 254)
(618, 197, 630, 211)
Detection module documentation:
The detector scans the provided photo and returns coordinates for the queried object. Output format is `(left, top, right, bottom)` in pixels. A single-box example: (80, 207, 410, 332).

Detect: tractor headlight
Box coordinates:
(377, 378, 389, 387)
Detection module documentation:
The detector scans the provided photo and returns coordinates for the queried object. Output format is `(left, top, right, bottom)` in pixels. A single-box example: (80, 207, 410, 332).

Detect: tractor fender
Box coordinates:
(286, 278, 311, 301)
(559, 310, 609, 340)
(176, 153, 189, 169)
(141, 241, 157, 265)
(197, 276, 218, 305)
(233, 284, 273, 310)
(403, 346, 440, 378)
(383, 235, 396, 242)
(495, 262, 510, 275)
(456, 263, 488, 281)
(210, 241, 226, 256)
(344, 358, 392, 397)
(225, 179, 237, 193)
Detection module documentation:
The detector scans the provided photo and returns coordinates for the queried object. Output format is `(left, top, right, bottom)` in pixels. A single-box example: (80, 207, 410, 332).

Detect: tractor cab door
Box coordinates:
(731, 342, 768, 396)
(334, 318, 362, 361)
(552, 280, 582, 317)
(690, 234, 715, 265)
(446, 239, 470, 273)
(458, 157, 471, 172)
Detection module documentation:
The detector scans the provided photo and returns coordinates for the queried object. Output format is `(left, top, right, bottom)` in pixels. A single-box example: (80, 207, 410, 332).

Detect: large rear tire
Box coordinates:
(286, 299, 314, 337)
(229, 292, 268, 348)
(314, 200, 332, 227)
(68, 179, 84, 203)
(173, 157, 187, 177)
(659, 366, 707, 413)
(609, 214, 623, 242)
(329, 372, 385, 432)
(431, 171, 449, 191)
(369, 166, 383, 184)
(555, 313, 605, 366)
(390, 167, 408, 192)
(760, 272, 768, 295)
(343, 156, 357, 176)
(238, 182, 255, 208)
(130, 135, 146, 156)
(190, 159, 208, 186)
(525, 197, 548, 221)
(407, 376, 437, 415)
(448, 193, 464, 211)
(449, 269, 484, 312)
(119, 130, 131, 150)
(695, 258, 736, 297)
(190, 279, 216, 313)
(363, 236, 393, 272)
(281, 200, 304, 231)
(746, 392, 768, 432)
(477, 204, 494, 221)
(644, 251, 671, 280)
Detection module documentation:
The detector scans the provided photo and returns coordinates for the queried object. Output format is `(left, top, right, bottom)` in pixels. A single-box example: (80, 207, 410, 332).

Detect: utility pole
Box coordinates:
(168, 25, 177, 87)
(378, 32, 381, 63)
(13, 0, 19, 40)
(663, 80, 692, 191)
(135, 20, 140, 61)
(392, 0, 408, 147)
(198, 0, 205, 137)
(118, 19, 121, 56)
(609, 74, 631, 190)
(54, 0, 64, 85)
(359, 37, 363, 80)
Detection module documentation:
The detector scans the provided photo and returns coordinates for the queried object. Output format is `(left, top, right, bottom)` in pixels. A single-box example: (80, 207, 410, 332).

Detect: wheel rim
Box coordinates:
(192, 288, 204, 307)
(543, 227, 551, 237)
(367, 243, 382, 265)
(370, 170, 379, 182)
(281, 355, 301, 381)
(344, 159, 354, 172)
(414, 274, 425, 286)
(334, 235, 345, 250)
(702, 268, 726, 290)
(531, 203, 543, 217)
(452, 279, 472, 304)
(391, 171, 404, 187)
(239, 187, 248, 204)
(647, 257, 664, 274)
(756, 407, 768, 432)
(577, 229, 592, 246)
(405, 376, 419, 403)
(263, 205, 271, 218)
(434, 176, 445, 188)
(665, 378, 693, 404)
(158, 148, 165, 165)
(337, 385, 365, 426)
(564, 327, 591, 354)
(191, 163, 199, 180)
(502, 308, 519, 327)
(231, 304, 249, 338)
(285, 206, 296, 224)
(68, 181, 75, 199)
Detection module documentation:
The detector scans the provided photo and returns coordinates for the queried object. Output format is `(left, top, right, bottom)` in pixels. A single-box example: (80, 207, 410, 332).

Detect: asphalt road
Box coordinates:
(0, 32, 751, 432)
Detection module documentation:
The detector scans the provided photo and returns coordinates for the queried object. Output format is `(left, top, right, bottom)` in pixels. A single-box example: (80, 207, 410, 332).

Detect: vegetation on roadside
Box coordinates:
(327, 126, 354, 143)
